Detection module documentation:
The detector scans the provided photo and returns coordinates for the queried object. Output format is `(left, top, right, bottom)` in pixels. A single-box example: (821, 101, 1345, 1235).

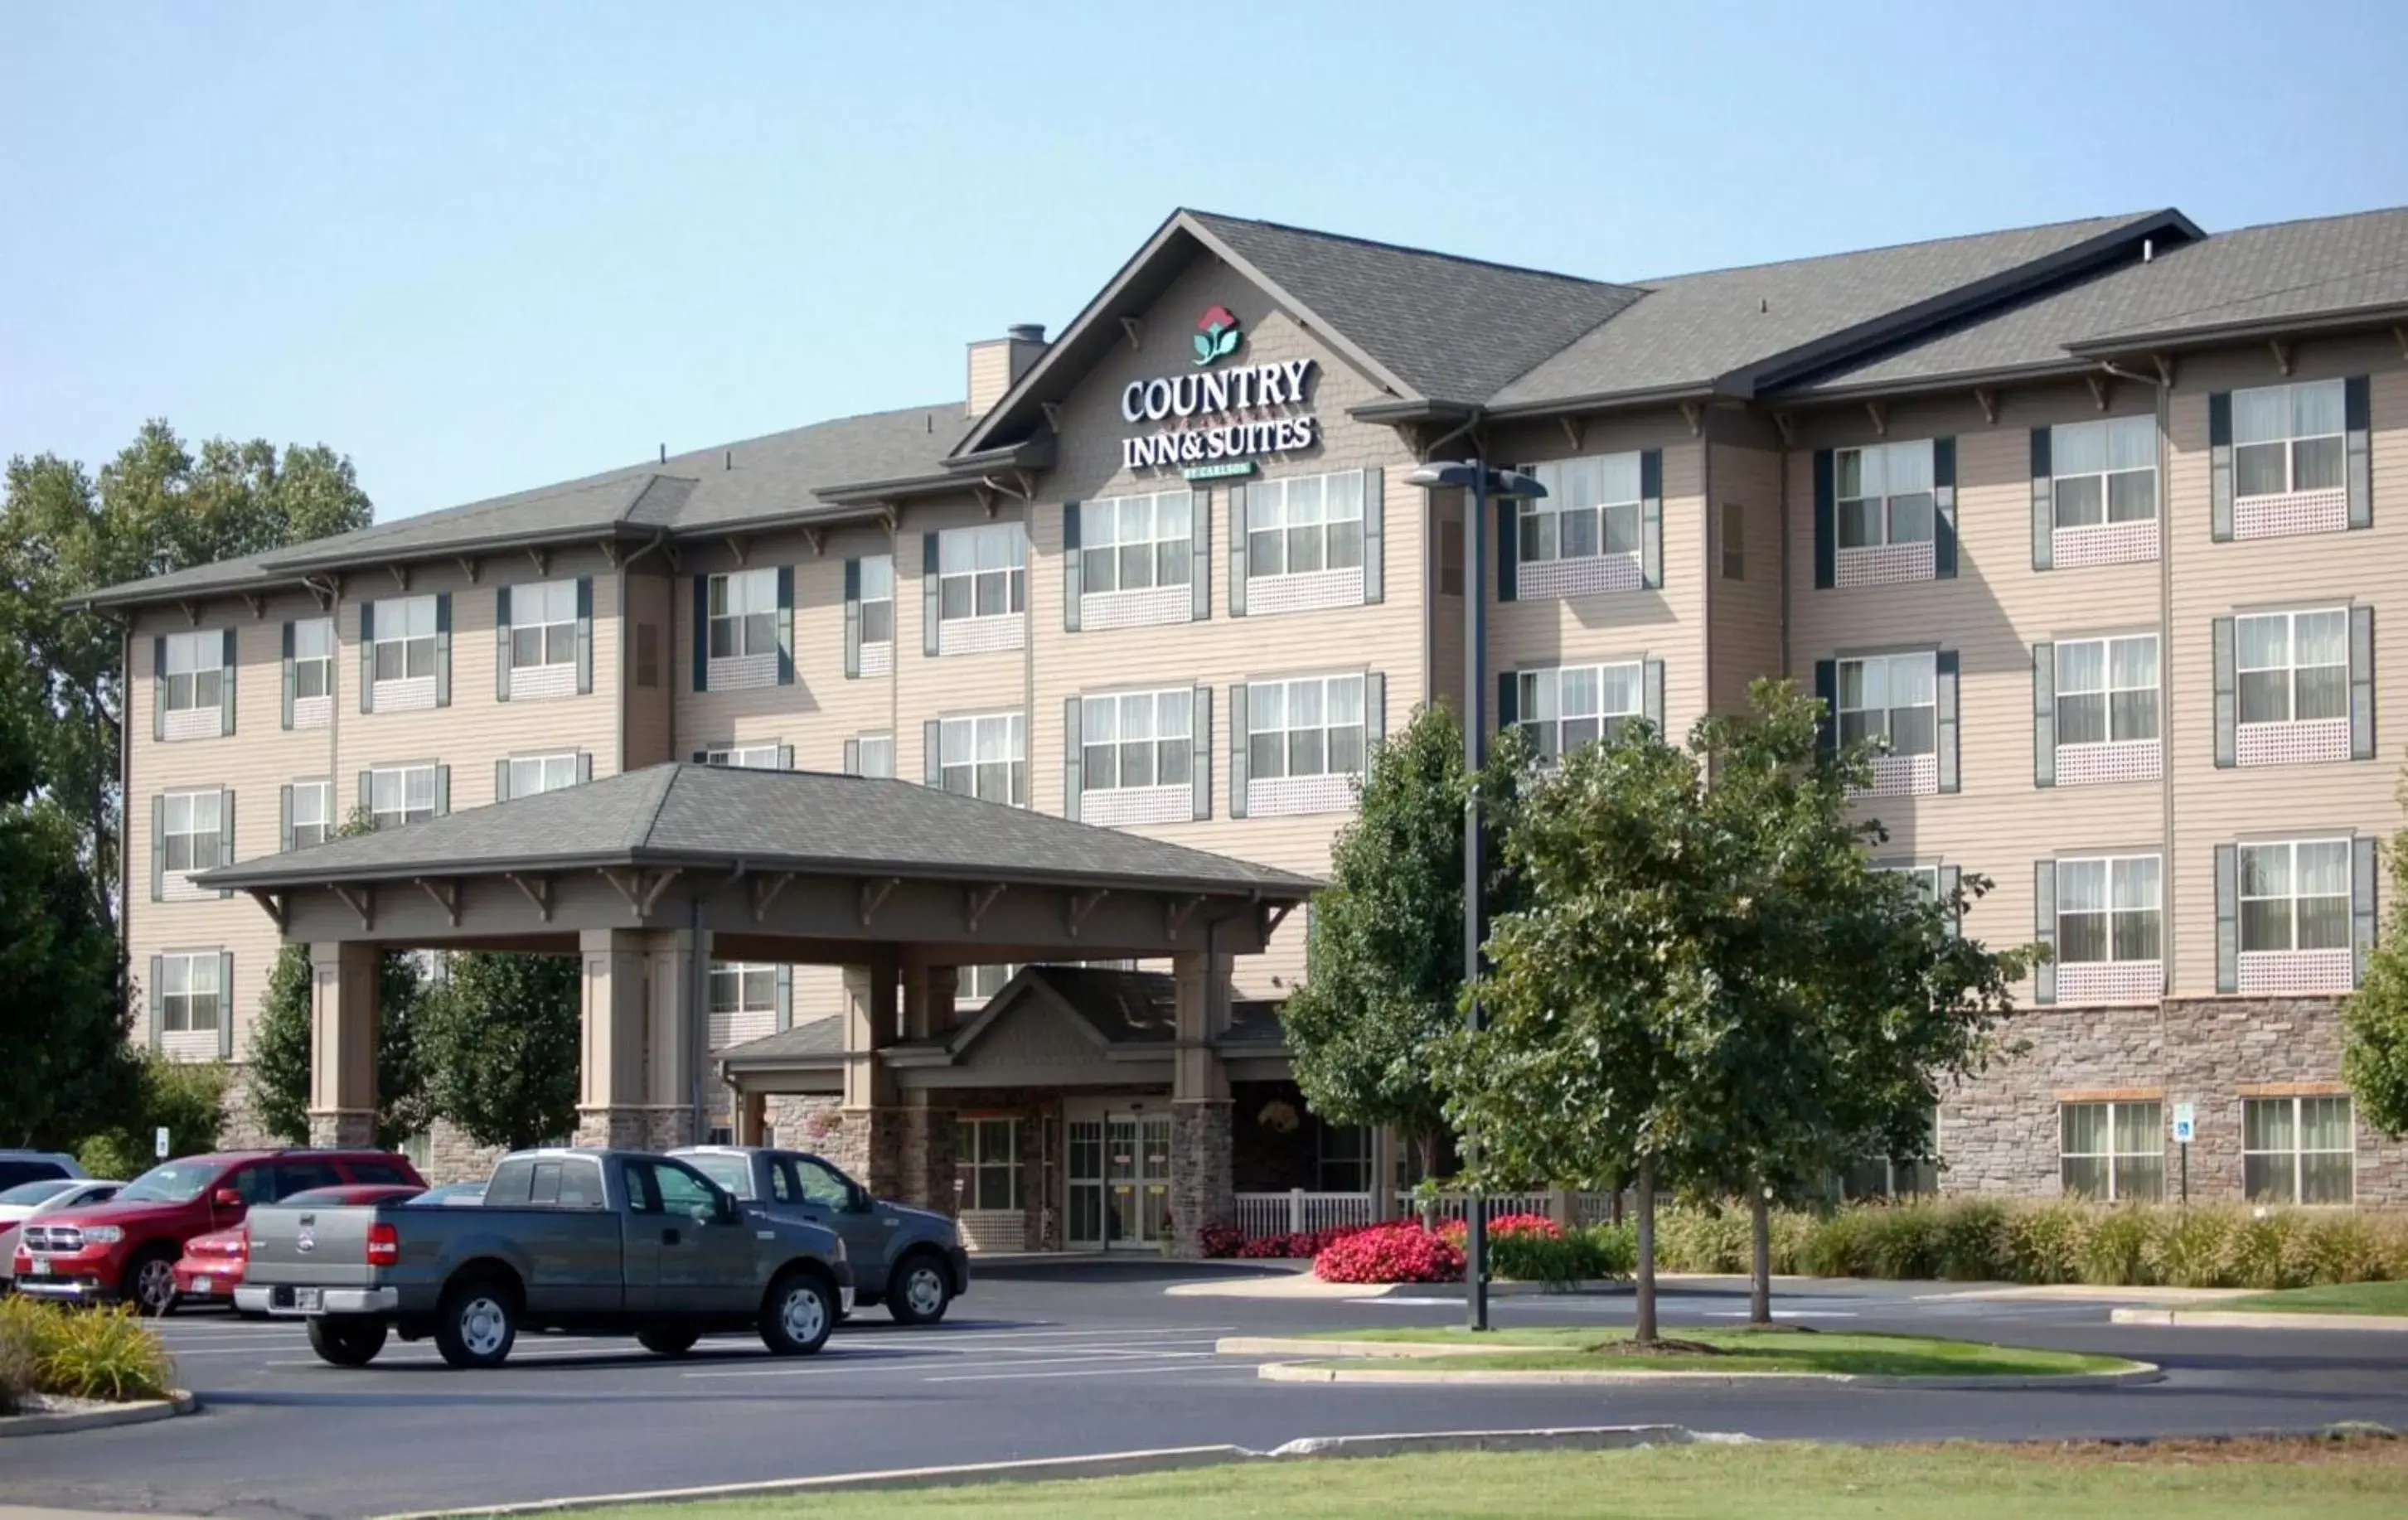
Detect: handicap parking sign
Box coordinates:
(2172, 1102, 2196, 1145)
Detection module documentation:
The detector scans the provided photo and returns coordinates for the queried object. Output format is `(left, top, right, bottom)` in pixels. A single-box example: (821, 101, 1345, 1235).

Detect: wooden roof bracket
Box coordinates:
(2392, 325, 2408, 361)
(1558, 414, 1586, 451)
(722, 535, 749, 567)
(595, 540, 619, 569)
(525, 545, 550, 576)
(385, 564, 410, 592)
(247, 888, 288, 932)
(1118, 314, 1143, 350)
(304, 574, 341, 612)
(415, 877, 462, 927)
(1064, 888, 1109, 938)
(1771, 411, 1796, 448)
(878, 503, 899, 535)
(506, 872, 553, 922)
(457, 555, 482, 584)
(177, 599, 201, 628)
(855, 875, 897, 927)
(240, 593, 264, 621)
(971, 482, 996, 518)
(660, 541, 682, 573)
(2085, 373, 2112, 412)
(2270, 337, 2294, 376)
(742, 869, 791, 923)
(1863, 400, 1887, 437)
(964, 882, 1007, 933)
(1678, 400, 1703, 437)
(1039, 401, 1063, 433)
(637, 868, 682, 916)
(1262, 901, 1296, 939)
(802, 527, 824, 559)
(1972, 388, 1999, 425)
(2153, 352, 2178, 388)
(1163, 894, 1203, 942)
(329, 883, 375, 931)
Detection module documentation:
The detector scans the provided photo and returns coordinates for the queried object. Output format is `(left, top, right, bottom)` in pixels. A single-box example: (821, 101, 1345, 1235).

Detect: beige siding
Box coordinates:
(1706, 434, 1785, 713)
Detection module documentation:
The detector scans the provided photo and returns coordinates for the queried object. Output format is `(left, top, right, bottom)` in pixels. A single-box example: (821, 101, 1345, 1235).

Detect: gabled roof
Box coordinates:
(715, 1017, 845, 1067)
(899, 966, 1180, 1064)
(1488, 211, 2192, 410)
(196, 762, 1320, 899)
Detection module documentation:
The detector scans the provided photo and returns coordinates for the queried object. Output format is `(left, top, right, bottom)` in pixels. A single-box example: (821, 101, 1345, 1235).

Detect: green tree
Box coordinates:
(0, 802, 137, 1147)
(245, 947, 316, 1145)
(422, 952, 581, 1150)
(2344, 777, 2408, 1138)
(1280, 704, 1533, 1184)
(76, 1053, 230, 1178)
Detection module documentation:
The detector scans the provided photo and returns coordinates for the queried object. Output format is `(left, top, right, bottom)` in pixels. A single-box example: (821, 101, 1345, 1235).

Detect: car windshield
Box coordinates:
(115, 1161, 219, 1203)
(681, 1154, 754, 1199)
(0, 1179, 75, 1208)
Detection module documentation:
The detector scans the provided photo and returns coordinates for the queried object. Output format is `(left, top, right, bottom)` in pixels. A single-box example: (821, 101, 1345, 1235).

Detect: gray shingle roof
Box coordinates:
(1186, 211, 1645, 404)
(1787, 207, 2408, 394)
(716, 1017, 845, 1065)
(196, 762, 1319, 898)
(1490, 211, 2170, 408)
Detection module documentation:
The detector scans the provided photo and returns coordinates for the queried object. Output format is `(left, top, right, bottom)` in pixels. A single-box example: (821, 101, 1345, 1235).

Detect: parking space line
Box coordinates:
(926, 1359, 1245, 1384)
(681, 1338, 1229, 1380)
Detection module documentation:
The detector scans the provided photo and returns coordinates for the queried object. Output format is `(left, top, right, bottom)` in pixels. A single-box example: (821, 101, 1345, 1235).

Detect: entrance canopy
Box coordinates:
(196, 762, 1315, 962)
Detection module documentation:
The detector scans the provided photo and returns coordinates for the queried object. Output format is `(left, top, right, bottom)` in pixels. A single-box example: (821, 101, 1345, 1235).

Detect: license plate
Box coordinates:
(192, 1276, 214, 1295)
(30, 1259, 50, 1276)
(295, 1287, 321, 1312)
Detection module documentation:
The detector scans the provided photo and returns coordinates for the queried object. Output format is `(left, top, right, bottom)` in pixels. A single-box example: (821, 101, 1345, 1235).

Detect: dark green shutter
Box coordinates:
(2033, 860, 2057, 1005)
(1063, 696, 1082, 821)
(153, 635, 167, 740)
(148, 955, 163, 1051)
(1228, 684, 1248, 818)
(1366, 671, 1386, 743)
(279, 784, 294, 852)
(1061, 503, 1082, 631)
(776, 743, 792, 772)
(842, 738, 859, 774)
(495, 584, 514, 702)
(1495, 496, 1517, 603)
(2032, 642, 2056, 787)
(433, 593, 452, 708)
(2212, 617, 2236, 767)
(691, 574, 710, 691)
(1932, 437, 1958, 578)
(280, 621, 297, 729)
(217, 788, 235, 896)
(1936, 650, 1960, 793)
(2215, 843, 2240, 993)
(1228, 486, 1248, 617)
(1639, 450, 1664, 590)
(578, 751, 592, 784)
(923, 719, 941, 787)
(1813, 659, 1838, 757)
(2351, 605, 2376, 760)
(1812, 449, 1836, 588)
(1643, 658, 1666, 735)
(220, 627, 238, 734)
(775, 565, 794, 685)
(1190, 488, 1210, 622)
(776, 966, 793, 1032)
(1191, 685, 1212, 821)
(2030, 428, 2054, 571)
(358, 603, 375, 713)
(434, 765, 450, 816)
(843, 558, 862, 677)
(217, 951, 235, 1058)
(150, 794, 164, 903)
(575, 577, 594, 695)
(921, 533, 941, 655)
(2355, 835, 2379, 985)
(494, 758, 510, 802)
(2209, 392, 2234, 541)
(357, 770, 372, 816)
(1937, 864, 1962, 940)
(1363, 467, 1386, 603)
(1497, 671, 1519, 728)
(2345, 375, 2372, 530)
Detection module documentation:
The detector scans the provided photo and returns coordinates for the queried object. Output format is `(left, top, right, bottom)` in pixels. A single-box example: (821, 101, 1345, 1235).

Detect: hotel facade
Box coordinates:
(90, 202, 2408, 1251)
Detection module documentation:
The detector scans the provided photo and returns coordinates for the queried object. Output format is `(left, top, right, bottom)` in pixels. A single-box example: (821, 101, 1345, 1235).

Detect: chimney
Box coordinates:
(967, 323, 1048, 419)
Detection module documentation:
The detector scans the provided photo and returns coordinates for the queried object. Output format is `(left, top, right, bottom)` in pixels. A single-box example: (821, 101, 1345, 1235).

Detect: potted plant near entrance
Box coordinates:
(1158, 1213, 1175, 1257)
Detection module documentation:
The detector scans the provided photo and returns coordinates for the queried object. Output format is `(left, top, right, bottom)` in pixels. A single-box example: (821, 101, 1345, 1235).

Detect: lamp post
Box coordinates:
(1405, 457, 1546, 1333)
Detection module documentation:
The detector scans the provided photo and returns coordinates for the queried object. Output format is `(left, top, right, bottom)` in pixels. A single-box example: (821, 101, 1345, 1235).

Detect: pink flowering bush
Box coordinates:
(1437, 1213, 1562, 1244)
(1312, 1222, 1466, 1284)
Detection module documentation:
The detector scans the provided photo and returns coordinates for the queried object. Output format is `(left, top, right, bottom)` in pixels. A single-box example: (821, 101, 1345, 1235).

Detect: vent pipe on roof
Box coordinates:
(658, 443, 666, 463)
(2144, 238, 2154, 264)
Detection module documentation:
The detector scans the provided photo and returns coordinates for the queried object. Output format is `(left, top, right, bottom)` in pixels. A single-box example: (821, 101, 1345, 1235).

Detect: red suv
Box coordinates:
(12, 1150, 424, 1315)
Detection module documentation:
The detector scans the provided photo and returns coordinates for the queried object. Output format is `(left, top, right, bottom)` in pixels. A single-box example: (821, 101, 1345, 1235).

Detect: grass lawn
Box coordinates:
(1286, 1324, 2135, 1377)
(563, 1435, 2408, 1519)
(2221, 1280, 2408, 1315)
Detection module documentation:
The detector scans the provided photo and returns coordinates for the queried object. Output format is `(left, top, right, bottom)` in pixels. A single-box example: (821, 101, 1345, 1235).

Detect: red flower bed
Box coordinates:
(1200, 1224, 1371, 1260)
(1312, 1222, 1466, 1284)
(1437, 1212, 1562, 1243)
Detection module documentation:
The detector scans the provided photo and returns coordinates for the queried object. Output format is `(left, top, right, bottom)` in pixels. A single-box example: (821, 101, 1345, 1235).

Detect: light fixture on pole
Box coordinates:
(1403, 457, 1545, 1334)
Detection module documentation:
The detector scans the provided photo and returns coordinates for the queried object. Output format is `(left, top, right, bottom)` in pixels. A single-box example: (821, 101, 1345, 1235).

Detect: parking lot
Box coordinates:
(12, 1263, 2408, 1519)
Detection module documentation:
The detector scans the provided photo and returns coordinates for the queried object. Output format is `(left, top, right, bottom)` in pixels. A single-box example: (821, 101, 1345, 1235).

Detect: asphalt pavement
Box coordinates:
(7, 1263, 2407, 1519)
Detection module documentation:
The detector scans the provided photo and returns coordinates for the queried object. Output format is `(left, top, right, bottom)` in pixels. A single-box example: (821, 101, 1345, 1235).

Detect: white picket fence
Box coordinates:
(1233, 1190, 1382, 1236)
(1403, 1191, 1555, 1223)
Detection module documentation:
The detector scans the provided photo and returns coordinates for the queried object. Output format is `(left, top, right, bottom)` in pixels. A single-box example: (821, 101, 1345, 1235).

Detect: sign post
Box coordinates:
(2171, 1102, 2196, 1205)
(153, 1125, 171, 1161)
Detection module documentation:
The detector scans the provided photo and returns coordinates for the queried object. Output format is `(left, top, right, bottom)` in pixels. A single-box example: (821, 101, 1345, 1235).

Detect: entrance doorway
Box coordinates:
(1065, 1105, 1171, 1250)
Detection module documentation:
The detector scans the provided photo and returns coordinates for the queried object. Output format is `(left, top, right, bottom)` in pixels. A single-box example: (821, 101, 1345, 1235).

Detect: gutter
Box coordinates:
(2066, 299, 2408, 358)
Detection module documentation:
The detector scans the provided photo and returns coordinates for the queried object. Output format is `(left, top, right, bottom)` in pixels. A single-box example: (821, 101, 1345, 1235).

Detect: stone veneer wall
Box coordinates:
(1170, 1099, 1233, 1256)
(1940, 995, 2408, 1206)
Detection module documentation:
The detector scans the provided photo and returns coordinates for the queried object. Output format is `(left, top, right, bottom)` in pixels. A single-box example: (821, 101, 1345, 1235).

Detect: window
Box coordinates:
(858, 554, 894, 645)
(371, 595, 438, 683)
(1518, 663, 1642, 762)
(162, 791, 223, 873)
(1837, 653, 1936, 755)
(938, 522, 1026, 621)
(162, 631, 224, 713)
(2235, 379, 2346, 498)
(1879, 864, 1941, 901)
(708, 962, 778, 1048)
(2061, 1100, 2162, 1201)
(1519, 453, 1640, 564)
(1083, 493, 1191, 594)
(1248, 675, 1366, 782)
(293, 618, 334, 699)
(506, 753, 579, 798)
(1248, 470, 1366, 578)
(2057, 855, 2161, 966)
(1082, 689, 1193, 792)
(509, 579, 577, 670)
(1835, 439, 1936, 549)
(634, 624, 660, 688)
(2237, 609, 2348, 725)
(940, 713, 1025, 804)
(852, 733, 894, 779)
(2052, 415, 2158, 527)
(289, 780, 332, 849)
(2244, 1095, 2353, 1204)
(957, 963, 1015, 1004)
(2239, 840, 2352, 953)
(1316, 1123, 1372, 1193)
(704, 743, 784, 770)
(955, 1118, 1021, 1210)
(2055, 637, 2158, 745)
(787, 1156, 853, 1210)
(708, 568, 778, 659)
(159, 951, 222, 1034)
(370, 765, 438, 830)
(1720, 502, 1745, 581)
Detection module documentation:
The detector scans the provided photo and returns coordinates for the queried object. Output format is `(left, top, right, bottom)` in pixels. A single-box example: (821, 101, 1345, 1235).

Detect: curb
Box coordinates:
(1254, 1361, 2163, 1390)
(0, 1390, 199, 1438)
(2111, 1307, 2408, 1332)
(371, 1426, 1729, 1518)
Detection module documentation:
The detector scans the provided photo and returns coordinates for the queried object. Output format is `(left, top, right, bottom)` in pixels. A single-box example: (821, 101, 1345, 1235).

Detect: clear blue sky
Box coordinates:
(7, 1, 2405, 522)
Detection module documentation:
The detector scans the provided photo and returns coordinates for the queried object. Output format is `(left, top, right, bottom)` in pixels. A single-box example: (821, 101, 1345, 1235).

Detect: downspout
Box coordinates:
(1698, 417, 1715, 713)
(1777, 424, 1792, 680)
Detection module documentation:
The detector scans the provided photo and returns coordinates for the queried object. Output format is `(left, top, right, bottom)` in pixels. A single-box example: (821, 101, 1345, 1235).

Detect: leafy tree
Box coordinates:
(76, 1053, 230, 1177)
(422, 952, 581, 1150)
(2344, 779, 2408, 1138)
(0, 801, 136, 1147)
(247, 945, 431, 1149)
(1281, 703, 1533, 1184)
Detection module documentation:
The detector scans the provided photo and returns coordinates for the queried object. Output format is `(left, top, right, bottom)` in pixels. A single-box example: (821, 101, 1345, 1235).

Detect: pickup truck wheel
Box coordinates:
(308, 1315, 388, 1367)
(885, 1252, 952, 1325)
(434, 1278, 519, 1369)
(122, 1251, 178, 1317)
(758, 1271, 834, 1357)
(636, 1329, 699, 1358)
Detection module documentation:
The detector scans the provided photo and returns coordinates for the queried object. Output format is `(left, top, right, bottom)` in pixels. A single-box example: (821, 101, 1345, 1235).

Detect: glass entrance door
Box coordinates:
(1066, 1109, 1171, 1249)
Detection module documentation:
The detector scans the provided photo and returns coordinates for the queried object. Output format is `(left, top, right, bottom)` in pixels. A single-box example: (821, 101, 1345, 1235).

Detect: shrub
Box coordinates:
(2300, 1211, 2390, 1285)
(1859, 1204, 1945, 1280)
(2007, 1201, 2093, 1285)
(1656, 1205, 1751, 1273)
(1798, 1207, 1876, 1278)
(1587, 1222, 1639, 1280)
(1313, 1222, 1465, 1284)
(2231, 1209, 2310, 1290)
(2152, 1207, 2240, 1288)
(2081, 1208, 2157, 1286)
(1933, 1198, 2014, 1282)
(1437, 1213, 1562, 1246)
(1197, 1224, 1247, 1259)
(0, 1298, 175, 1406)
(1487, 1229, 1613, 1285)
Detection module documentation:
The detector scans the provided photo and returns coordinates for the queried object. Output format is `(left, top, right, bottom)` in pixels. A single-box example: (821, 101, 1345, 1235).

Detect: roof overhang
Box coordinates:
(2066, 299, 2408, 358)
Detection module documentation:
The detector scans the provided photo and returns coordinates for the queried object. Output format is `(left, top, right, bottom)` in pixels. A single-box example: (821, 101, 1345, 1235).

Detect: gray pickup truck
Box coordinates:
(673, 1145, 970, 1324)
(238, 1148, 852, 1369)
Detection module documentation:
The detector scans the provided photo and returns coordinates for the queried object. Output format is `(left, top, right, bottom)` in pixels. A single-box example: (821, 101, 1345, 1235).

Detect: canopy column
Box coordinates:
(308, 941, 380, 1147)
(576, 928, 674, 1149)
(833, 955, 899, 1188)
(1169, 948, 1234, 1257)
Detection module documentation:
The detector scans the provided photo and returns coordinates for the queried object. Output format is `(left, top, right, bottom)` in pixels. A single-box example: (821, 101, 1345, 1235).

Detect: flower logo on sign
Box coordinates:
(1192, 305, 1242, 366)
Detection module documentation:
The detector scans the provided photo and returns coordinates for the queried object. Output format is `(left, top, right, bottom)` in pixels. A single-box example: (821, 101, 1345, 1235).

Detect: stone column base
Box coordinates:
(1169, 1099, 1234, 1258)
(575, 1106, 695, 1151)
(308, 1111, 377, 1148)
